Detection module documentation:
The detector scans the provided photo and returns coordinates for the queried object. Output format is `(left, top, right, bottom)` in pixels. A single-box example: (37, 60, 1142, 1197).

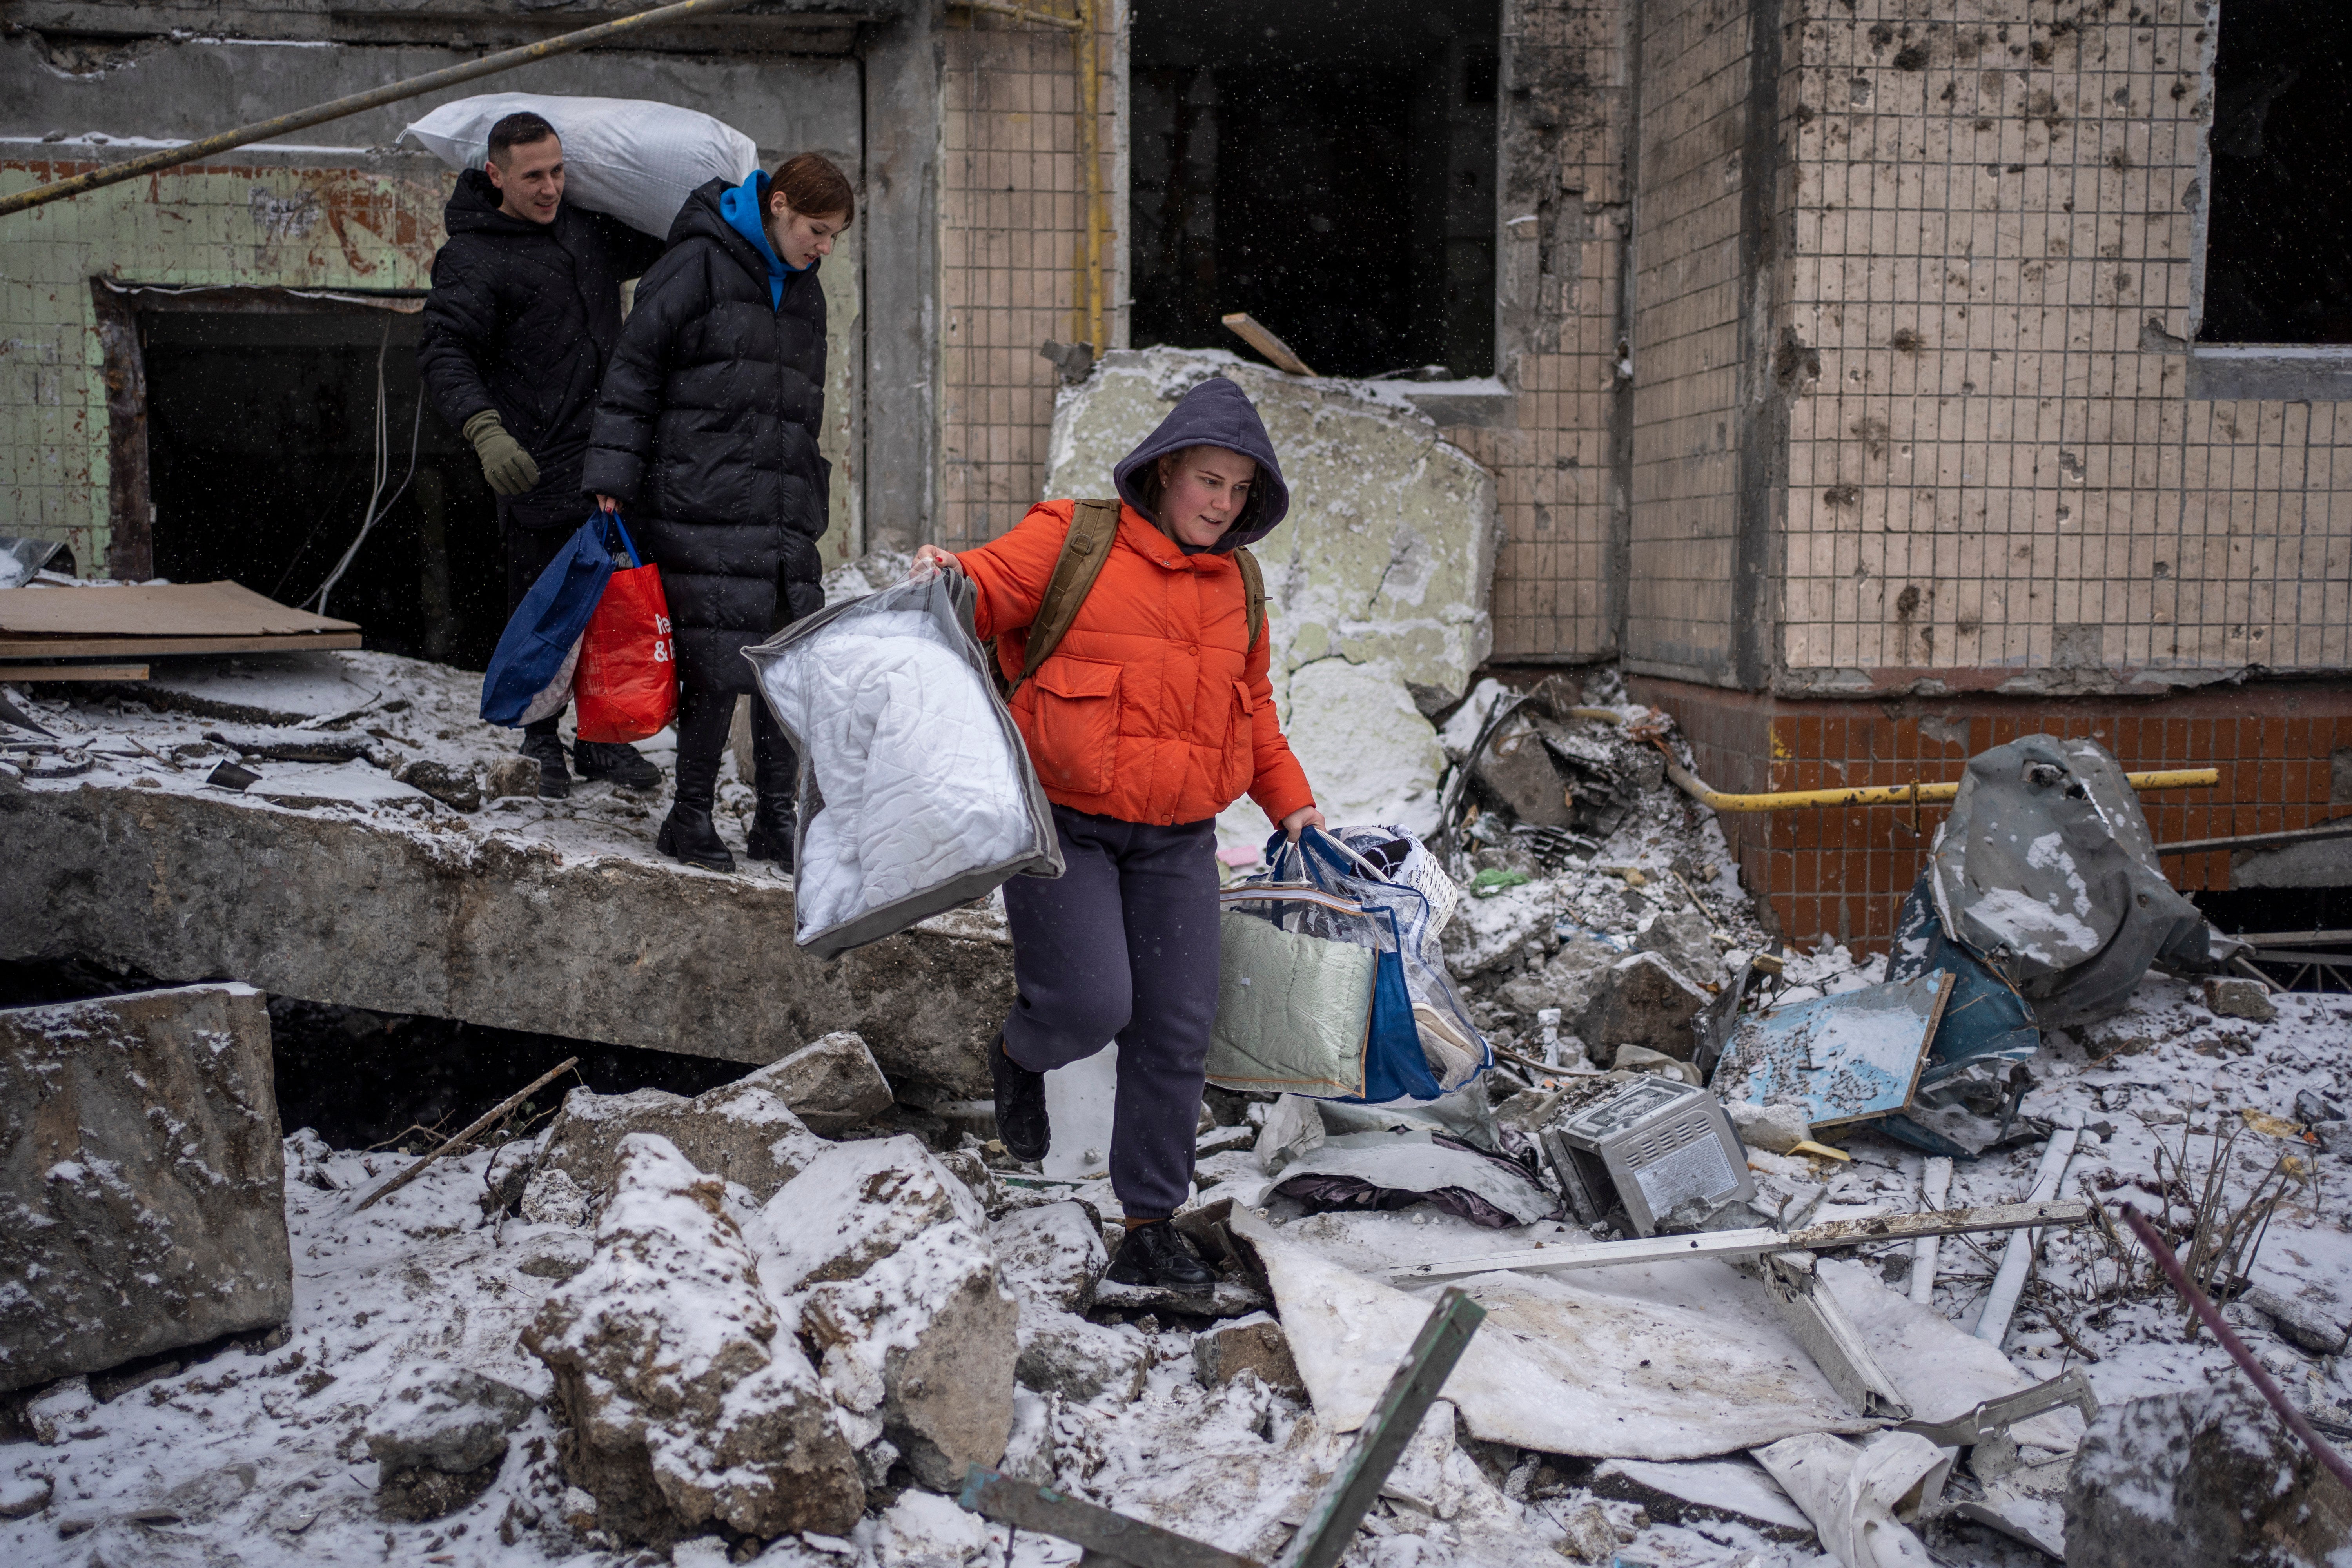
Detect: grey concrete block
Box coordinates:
(0, 984, 290, 1394)
(0, 777, 1008, 1099)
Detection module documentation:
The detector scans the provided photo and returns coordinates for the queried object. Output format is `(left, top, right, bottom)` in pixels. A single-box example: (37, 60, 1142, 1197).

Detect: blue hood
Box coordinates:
(718, 169, 809, 309)
(1111, 376, 1290, 552)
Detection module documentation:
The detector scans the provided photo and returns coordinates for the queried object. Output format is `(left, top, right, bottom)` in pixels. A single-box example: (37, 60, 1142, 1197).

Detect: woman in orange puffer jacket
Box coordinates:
(914, 376, 1321, 1292)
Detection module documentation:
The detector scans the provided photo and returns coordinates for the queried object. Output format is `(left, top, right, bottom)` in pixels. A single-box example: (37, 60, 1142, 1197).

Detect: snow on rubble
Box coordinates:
(4, 966, 2347, 1566)
(9, 654, 2352, 1567)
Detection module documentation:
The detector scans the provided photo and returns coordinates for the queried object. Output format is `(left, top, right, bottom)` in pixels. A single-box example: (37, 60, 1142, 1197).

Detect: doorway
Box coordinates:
(136, 296, 509, 668)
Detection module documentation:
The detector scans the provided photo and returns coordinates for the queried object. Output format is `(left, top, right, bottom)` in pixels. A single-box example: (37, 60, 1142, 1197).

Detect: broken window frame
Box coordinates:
(2179, 2, 2352, 401)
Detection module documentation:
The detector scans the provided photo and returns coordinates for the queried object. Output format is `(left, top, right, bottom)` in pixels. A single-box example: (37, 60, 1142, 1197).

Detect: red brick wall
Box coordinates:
(1628, 677, 2352, 952)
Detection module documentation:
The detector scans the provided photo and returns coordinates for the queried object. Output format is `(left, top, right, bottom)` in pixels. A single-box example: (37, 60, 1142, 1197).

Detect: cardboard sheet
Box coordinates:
(0, 581, 358, 639)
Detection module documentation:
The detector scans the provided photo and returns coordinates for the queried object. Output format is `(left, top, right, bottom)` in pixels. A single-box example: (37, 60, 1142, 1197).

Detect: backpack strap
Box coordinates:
(1004, 498, 1122, 699)
(1234, 545, 1266, 652)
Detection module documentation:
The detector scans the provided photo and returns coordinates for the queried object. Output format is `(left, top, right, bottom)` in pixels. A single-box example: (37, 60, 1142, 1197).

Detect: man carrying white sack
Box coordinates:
(419, 109, 666, 799)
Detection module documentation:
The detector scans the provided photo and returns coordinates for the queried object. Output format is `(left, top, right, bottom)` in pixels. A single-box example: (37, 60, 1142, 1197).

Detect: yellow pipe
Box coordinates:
(1076, 0, 1106, 355)
(1661, 757, 2220, 814)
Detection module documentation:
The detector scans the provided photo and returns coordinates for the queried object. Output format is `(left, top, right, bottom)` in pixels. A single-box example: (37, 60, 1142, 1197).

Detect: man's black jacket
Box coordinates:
(417, 169, 665, 532)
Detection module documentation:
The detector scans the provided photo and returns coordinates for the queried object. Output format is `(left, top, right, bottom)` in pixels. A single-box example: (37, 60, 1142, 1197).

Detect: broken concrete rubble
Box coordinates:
(755, 1136, 1018, 1490)
(535, 1074, 826, 1209)
(2203, 974, 2280, 1023)
(521, 1134, 864, 1546)
(0, 983, 290, 1394)
(990, 1200, 1109, 1313)
(2064, 1381, 2352, 1567)
(365, 1361, 534, 1521)
(1014, 1313, 1152, 1405)
(753, 1030, 896, 1135)
(746, 1134, 988, 1286)
(1192, 1315, 1307, 1397)
(1572, 951, 1711, 1064)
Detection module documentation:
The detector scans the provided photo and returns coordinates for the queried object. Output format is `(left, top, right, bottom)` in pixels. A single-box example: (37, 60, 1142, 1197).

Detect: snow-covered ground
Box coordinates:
(9, 650, 2348, 1567)
(5, 972, 2345, 1568)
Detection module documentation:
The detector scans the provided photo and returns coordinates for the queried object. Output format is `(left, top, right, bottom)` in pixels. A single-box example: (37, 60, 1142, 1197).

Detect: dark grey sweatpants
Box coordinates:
(999, 805, 1221, 1220)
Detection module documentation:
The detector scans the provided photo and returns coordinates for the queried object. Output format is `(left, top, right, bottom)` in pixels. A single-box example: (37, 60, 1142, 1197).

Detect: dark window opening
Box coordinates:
(142, 304, 508, 668)
(1129, 0, 1500, 380)
(2198, 0, 2352, 344)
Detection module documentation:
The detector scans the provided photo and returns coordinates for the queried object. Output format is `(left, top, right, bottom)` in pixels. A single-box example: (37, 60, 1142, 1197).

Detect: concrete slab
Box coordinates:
(0, 650, 1009, 1097)
(1, 983, 289, 1393)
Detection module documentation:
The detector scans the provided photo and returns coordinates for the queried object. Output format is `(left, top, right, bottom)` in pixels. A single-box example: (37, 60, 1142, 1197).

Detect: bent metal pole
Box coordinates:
(0, 0, 759, 221)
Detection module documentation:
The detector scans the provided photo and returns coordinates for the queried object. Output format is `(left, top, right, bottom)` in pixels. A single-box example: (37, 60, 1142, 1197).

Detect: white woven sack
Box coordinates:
(402, 93, 758, 238)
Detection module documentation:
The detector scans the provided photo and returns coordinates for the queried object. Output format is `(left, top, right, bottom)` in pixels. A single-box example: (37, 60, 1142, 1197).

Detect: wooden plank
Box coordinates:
(0, 663, 148, 681)
(1220, 312, 1316, 377)
(0, 580, 357, 637)
(1272, 1289, 1486, 1568)
(0, 633, 361, 659)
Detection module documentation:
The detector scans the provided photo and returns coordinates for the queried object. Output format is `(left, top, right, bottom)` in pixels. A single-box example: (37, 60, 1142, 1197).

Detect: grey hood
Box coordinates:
(1110, 376, 1290, 552)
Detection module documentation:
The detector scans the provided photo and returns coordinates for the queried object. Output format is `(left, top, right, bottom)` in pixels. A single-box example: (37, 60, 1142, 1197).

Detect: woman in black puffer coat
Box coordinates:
(584, 154, 853, 873)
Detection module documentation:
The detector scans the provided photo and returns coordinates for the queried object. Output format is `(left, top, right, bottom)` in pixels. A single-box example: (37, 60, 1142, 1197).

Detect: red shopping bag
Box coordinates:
(572, 514, 678, 743)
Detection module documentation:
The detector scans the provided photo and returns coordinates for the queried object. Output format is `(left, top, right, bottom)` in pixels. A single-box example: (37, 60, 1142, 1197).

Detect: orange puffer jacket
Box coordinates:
(956, 499, 1316, 829)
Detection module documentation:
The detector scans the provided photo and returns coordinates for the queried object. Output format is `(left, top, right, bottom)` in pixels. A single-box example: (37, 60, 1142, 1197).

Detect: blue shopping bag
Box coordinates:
(479, 513, 628, 728)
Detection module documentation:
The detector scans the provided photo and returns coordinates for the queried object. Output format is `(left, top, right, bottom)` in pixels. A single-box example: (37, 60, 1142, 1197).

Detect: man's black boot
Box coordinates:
(743, 699, 798, 867)
(659, 704, 734, 872)
(991, 1034, 1049, 1161)
(1106, 1221, 1216, 1293)
(520, 731, 571, 799)
(575, 740, 661, 790)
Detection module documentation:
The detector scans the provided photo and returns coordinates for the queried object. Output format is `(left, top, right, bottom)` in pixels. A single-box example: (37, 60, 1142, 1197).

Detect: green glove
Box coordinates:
(463, 410, 540, 497)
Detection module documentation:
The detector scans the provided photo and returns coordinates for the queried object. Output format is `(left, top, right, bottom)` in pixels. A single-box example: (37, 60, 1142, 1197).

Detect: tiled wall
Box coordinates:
(1635, 672, 2352, 951)
(1469, 0, 1632, 665)
(1777, 0, 2352, 685)
(1620, 0, 1751, 679)
(937, 2, 1123, 552)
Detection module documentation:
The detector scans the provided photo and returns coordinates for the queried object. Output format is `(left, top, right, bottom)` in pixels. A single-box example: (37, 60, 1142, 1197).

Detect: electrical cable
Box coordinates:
(309, 323, 423, 616)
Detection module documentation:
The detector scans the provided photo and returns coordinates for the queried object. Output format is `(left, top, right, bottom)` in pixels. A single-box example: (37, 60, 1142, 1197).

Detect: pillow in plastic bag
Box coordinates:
(746, 570, 1062, 956)
(402, 93, 757, 238)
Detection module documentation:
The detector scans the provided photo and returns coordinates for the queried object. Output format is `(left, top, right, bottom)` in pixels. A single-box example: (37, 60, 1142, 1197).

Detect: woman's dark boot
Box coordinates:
(659, 690, 736, 873)
(1106, 1221, 1216, 1293)
(991, 1034, 1049, 1161)
(743, 700, 798, 867)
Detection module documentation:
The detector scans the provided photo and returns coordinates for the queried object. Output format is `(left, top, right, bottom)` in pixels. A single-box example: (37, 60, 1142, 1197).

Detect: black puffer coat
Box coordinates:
(417, 170, 664, 532)
(581, 178, 830, 694)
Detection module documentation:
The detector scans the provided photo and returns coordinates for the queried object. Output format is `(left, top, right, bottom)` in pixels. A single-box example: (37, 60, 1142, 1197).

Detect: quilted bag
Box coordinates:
(744, 562, 1063, 956)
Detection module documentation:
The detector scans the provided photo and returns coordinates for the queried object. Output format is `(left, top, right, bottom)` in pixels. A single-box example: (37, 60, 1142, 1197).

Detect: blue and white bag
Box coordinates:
(1207, 826, 1490, 1103)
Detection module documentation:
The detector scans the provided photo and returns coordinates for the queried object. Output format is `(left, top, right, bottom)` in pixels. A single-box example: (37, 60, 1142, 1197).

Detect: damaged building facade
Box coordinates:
(3, 0, 2349, 947)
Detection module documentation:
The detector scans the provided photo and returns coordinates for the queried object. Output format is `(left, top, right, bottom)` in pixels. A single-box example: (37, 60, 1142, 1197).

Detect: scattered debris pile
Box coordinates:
(6, 662, 2350, 1568)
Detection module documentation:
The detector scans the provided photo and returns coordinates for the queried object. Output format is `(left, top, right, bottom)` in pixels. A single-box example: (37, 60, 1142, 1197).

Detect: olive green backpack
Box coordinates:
(994, 499, 1265, 699)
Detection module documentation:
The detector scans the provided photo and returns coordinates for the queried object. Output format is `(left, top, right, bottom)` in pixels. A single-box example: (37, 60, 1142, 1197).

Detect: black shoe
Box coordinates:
(575, 740, 661, 790)
(991, 1034, 1049, 1161)
(745, 805, 797, 868)
(520, 733, 571, 799)
(1105, 1221, 1216, 1293)
(656, 802, 735, 872)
